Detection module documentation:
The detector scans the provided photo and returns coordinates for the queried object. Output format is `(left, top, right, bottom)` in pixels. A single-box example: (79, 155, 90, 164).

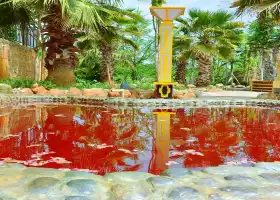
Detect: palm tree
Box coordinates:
(78, 8, 143, 84)
(6, 0, 124, 86)
(174, 9, 244, 87)
(232, 0, 280, 82)
(232, 0, 280, 17)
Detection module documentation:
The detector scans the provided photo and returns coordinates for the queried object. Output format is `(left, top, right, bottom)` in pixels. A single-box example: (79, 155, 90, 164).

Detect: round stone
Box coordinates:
(260, 173, 280, 183)
(203, 166, 263, 176)
(28, 177, 59, 194)
(120, 192, 148, 200)
(259, 186, 280, 197)
(147, 176, 176, 187)
(67, 179, 97, 195)
(0, 163, 25, 169)
(65, 171, 96, 178)
(255, 162, 280, 172)
(161, 168, 192, 179)
(219, 186, 258, 197)
(208, 193, 237, 200)
(23, 167, 64, 177)
(167, 187, 203, 200)
(105, 172, 153, 183)
(65, 196, 90, 200)
(224, 175, 257, 183)
(195, 178, 219, 188)
(208, 194, 222, 200)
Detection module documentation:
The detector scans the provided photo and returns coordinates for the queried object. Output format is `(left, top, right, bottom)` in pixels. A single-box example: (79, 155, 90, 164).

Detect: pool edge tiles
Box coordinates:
(0, 94, 280, 110)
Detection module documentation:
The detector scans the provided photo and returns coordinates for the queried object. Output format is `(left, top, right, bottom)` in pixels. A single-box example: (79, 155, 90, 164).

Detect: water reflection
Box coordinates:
(0, 105, 280, 175)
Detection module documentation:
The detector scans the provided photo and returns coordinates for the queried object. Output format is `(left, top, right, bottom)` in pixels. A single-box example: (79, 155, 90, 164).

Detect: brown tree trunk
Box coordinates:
(46, 59, 76, 86)
(196, 53, 211, 87)
(175, 58, 186, 84)
(276, 49, 280, 81)
(263, 50, 274, 80)
(42, 4, 78, 86)
(100, 40, 113, 84)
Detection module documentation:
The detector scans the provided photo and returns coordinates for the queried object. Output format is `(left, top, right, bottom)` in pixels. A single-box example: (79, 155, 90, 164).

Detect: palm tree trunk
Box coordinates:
(175, 58, 186, 84)
(263, 50, 274, 80)
(42, 4, 78, 86)
(196, 54, 211, 87)
(276, 49, 280, 81)
(100, 40, 113, 84)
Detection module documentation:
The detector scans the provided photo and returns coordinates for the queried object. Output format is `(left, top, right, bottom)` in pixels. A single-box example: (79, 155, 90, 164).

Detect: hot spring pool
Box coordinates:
(1, 104, 280, 175)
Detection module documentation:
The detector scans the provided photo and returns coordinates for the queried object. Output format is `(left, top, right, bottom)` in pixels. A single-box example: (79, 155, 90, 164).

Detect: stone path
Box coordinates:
(2, 162, 280, 199)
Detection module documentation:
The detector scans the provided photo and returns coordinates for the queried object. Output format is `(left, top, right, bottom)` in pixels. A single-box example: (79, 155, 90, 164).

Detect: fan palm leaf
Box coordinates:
(174, 9, 244, 86)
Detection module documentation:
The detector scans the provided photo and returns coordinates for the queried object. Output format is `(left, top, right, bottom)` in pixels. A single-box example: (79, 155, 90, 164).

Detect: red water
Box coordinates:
(0, 105, 280, 175)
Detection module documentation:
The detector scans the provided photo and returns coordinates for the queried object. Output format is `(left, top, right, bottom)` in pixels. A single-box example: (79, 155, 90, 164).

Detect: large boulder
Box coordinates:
(216, 83, 224, 89)
(67, 87, 82, 96)
(108, 91, 121, 97)
(138, 90, 155, 99)
(124, 90, 131, 98)
(83, 88, 107, 97)
(0, 84, 12, 94)
(32, 86, 48, 94)
(174, 90, 196, 99)
(48, 89, 66, 96)
(20, 88, 33, 95)
(207, 88, 223, 92)
(187, 84, 196, 89)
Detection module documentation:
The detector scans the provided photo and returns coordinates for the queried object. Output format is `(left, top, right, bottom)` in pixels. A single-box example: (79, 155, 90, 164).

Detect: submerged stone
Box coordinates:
(161, 168, 192, 179)
(224, 175, 257, 183)
(260, 173, 280, 183)
(195, 177, 219, 188)
(255, 162, 280, 172)
(65, 196, 90, 200)
(219, 186, 258, 197)
(23, 167, 64, 177)
(28, 177, 59, 194)
(167, 187, 203, 200)
(105, 172, 153, 183)
(147, 176, 176, 187)
(203, 166, 262, 176)
(119, 192, 148, 200)
(67, 179, 97, 195)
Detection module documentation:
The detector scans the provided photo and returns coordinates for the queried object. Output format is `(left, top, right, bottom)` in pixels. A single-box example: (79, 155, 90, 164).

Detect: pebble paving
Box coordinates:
(0, 162, 280, 199)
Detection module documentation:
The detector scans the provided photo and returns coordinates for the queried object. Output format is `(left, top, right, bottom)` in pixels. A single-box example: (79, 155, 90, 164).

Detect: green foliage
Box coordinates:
(73, 78, 111, 89)
(75, 51, 101, 81)
(175, 9, 244, 61)
(248, 15, 280, 51)
(0, 78, 34, 88)
(38, 79, 57, 90)
(0, 25, 17, 42)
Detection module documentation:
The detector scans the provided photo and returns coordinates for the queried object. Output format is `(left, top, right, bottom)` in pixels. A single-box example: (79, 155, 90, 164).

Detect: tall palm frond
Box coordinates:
(232, 0, 280, 18)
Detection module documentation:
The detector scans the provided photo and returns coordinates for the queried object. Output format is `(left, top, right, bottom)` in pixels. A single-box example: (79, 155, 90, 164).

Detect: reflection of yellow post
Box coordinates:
(149, 111, 174, 174)
(150, 7, 185, 99)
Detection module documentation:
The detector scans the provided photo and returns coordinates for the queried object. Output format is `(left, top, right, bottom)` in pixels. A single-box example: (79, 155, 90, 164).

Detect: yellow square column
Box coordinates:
(150, 6, 185, 98)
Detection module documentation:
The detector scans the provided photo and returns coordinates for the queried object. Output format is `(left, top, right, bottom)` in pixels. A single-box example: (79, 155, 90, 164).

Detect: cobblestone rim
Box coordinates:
(1, 94, 280, 110)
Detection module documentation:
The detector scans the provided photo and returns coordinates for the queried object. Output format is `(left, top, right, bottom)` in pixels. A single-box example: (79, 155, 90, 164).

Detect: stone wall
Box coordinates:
(0, 38, 36, 79)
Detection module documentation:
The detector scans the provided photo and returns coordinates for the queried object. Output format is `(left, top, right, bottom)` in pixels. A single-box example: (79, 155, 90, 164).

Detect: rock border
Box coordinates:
(0, 94, 280, 110)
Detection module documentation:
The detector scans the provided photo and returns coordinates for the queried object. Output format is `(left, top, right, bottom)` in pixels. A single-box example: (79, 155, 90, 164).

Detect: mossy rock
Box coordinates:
(0, 84, 12, 94)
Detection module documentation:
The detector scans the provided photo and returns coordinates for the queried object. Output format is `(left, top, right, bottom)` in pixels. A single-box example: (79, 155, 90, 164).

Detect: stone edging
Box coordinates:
(0, 94, 280, 110)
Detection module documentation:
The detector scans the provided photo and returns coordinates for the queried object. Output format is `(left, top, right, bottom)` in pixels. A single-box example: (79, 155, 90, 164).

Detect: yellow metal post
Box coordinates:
(150, 7, 185, 98)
